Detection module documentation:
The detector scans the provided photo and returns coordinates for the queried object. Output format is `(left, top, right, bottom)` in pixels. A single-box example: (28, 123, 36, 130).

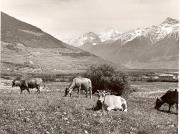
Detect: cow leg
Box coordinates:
(68, 88, 73, 97)
(176, 103, 178, 112)
(106, 106, 114, 116)
(107, 106, 114, 111)
(168, 104, 172, 112)
(36, 86, 40, 93)
(102, 105, 107, 116)
(27, 88, 30, 94)
(86, 88, 88, 98)
(78, 87, 81, 98)
(89, 87, 92, 99)
(20, 88, 23, 94)
(122, 102, 128, 112)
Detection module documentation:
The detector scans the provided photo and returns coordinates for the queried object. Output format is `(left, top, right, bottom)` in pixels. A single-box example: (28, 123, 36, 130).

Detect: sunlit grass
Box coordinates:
(0, 80, 178, 134)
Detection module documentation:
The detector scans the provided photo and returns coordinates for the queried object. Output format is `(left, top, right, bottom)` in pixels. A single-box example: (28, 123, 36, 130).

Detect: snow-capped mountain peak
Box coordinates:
(98, 28, 122, 42)
(79, 17, 179, 70)
(69, 32, 101, 46)
(116, 17, 179, 45)
(61, 17, 179, 47)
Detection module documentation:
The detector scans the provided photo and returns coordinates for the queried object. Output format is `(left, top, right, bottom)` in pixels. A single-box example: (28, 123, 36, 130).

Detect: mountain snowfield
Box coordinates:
(63, 29, 122, 47)
(77, 17, 179, 69)
(65, 17, 180, 46)
(121, 17, 179, 45)
(98, 29, 122, 42)
(65, 17, 179, 47)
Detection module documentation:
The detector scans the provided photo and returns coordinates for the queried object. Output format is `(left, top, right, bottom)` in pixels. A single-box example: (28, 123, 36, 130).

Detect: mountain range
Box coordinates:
(71, 17, 179, 69)
(1, 12, 179, 72)
(1, 12, 113, 75)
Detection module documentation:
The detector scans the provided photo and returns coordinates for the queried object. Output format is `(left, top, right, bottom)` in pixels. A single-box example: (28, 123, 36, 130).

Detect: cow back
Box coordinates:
(161, 89, 178, 104)
(74, 77, 91, 89)
(27, 78, 43, 88)
(104, 95, 123, 107)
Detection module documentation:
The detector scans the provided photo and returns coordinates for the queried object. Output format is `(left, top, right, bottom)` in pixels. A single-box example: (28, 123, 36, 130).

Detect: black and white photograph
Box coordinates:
(0, 0, 179, 133)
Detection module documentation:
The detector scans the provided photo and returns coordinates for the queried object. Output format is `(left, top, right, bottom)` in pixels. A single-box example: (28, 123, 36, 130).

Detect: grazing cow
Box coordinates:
(96, 90, 127, 112)
(65, 77, 92, 99)
(155, 89, 178, 112)
(12, 78, 45, 94)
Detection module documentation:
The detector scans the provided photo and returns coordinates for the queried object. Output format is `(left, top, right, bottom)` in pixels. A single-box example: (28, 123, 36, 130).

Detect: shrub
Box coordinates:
(84, 64, 130, 97)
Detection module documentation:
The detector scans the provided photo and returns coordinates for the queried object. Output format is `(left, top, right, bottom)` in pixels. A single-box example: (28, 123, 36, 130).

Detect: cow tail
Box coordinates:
(24, 80, 28, 88)
(42, 80, 46, 89)
(89, 80, 92, 98)
(123, 99, 127, 112)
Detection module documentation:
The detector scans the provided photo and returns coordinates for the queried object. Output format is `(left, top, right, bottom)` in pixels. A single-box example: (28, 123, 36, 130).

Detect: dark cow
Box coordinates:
(155, 89, 178, 112)
(12, 78, 45, 94)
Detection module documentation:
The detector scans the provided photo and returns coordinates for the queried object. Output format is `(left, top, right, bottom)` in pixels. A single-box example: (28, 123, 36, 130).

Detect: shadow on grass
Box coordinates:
(157, 109, 178, 115)
(86, 100, 102, 111)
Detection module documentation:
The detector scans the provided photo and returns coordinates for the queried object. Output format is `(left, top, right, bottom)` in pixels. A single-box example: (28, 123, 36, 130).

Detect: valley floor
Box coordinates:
(0, 79, 178, 134)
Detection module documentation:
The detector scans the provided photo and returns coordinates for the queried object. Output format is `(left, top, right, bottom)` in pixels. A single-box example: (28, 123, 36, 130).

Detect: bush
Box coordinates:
(84, 64, 130, 97)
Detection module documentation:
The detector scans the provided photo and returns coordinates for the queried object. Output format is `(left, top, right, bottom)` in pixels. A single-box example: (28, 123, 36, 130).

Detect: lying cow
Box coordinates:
(96, 90, 127, 112)
(155, 89, 178, 112)
(12, 78, 45, 94)
(65, 77, 92, 99)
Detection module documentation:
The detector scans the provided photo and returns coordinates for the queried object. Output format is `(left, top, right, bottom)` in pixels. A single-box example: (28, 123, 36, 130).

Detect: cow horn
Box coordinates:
(157, 97, 162, 101)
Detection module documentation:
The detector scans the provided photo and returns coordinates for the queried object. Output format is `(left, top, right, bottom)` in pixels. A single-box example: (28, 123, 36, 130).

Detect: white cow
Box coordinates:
(97, 90, 127, 112)
(65, 77, 92, 99)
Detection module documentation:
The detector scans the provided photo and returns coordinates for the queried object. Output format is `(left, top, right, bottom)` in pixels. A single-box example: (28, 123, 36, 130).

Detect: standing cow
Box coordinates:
(96, 90, 127, 112)
(155, 89, 178, 112)
(65, 77, 92, 99)
(12, 78, 45, 94)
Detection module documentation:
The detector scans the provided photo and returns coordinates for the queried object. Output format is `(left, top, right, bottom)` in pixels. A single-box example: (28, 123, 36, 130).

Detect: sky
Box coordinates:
(1, 0, 179, 41)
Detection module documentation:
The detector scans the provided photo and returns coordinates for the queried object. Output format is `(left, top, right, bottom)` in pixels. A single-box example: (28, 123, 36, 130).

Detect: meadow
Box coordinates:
(0, 78, 178, 134)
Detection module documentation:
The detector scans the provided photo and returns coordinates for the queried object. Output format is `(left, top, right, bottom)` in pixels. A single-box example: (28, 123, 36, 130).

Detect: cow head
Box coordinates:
(12, 80, 21, 87)
(155, 97, 163, 110)
(64, 88, 69, 96)
(12, 80, 15, 87)
(96, 90, 110, 103)
(64, 88, 72, 97)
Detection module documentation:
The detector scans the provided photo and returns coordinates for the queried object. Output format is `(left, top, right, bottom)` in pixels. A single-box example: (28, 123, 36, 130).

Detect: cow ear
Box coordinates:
(157, 97, 161, 102)
(95, 90, 99, 95)
(105, 90, 110, 95)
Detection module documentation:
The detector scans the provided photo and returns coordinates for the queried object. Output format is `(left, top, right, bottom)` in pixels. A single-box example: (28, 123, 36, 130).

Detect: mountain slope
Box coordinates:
(1, 12, 118, 74)
(1, 12, 71, 49)
(79, 17, 179, 69)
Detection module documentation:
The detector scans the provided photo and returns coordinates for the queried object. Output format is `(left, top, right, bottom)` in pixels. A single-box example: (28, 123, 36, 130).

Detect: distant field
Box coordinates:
(1, 41, 111, 75)
(0, 79, 178, 134)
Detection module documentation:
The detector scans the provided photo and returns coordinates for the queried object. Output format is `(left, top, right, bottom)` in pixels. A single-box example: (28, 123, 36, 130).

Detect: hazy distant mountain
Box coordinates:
(79, 17, 179, 69)
(66, 29, 122, 47)
(1, 12, 116, 74)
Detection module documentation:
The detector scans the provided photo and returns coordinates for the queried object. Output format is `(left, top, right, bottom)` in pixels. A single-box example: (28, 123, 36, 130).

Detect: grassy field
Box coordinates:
(0, 79, 178, 134)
